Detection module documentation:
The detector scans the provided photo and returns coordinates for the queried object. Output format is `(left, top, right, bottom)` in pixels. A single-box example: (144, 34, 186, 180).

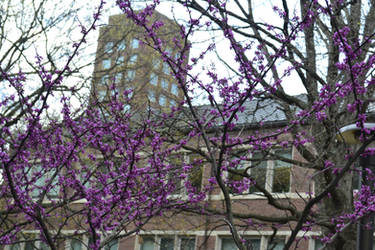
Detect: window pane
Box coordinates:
(101, 75, 109, 85)
(103, 59, 111, 69)
(221, 238, 237, 250)
(105, 239, 118, 250)
(114, 73, 122, 84)
(70, 239, 82, 250)
(315, 240, 323, 250)
(153, 58, 161, 69)
(170, 99, 176, 107)
(161, 79, 168, 90)
(117, 56, 124, 65)
(163, 62, 169, 74)
(148, 91, 156, 102)
(126, 70, 135, 81)
(131, 39, 139, 48)
(141, 237, 154, 250)
(273, 150, 291, 193)
(129, 54, 138, 65)
(245, 239, 260, 250)
(159, 95, 166, 106)
(160, 237, 174, 250)
(168, 155, 183, 194)
(97, 90, 107, 101)
(268, 240, 284, 250)
(25, 242, 35, 250)
(171, 84, 178, 95)
(181, 238, 195, 250)
(40, 242, 51, 250)
(150, 73, 158, 86)
(105, 42, 113, 53)
(249, 152, 267, 193)
(118, 41, 126, 50)
(10, 244, 21, 250)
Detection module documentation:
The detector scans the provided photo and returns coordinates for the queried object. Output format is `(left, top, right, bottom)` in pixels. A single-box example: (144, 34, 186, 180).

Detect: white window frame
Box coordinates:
(227, 148, 292, 195)
(65, 236, 119, 250)
(166, 153, 203, 198)
(137, 235, 196, 250)
(218, 235, 286, 250)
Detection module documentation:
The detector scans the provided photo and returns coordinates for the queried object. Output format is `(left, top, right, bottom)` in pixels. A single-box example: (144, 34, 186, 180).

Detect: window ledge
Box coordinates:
(208, 192, 313, 200)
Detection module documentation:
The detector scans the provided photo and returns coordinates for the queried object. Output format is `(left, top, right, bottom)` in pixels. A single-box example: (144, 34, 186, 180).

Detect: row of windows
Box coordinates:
(148, 91, 177, 107)
(99, 72, 178, 97)
(26, 149, 292, 200)
(102, 54, 138, 70)
(150, 73, 179, 96)
(104, 39, 139, 54)
(7, 238, 118, 250)
(138, 235, 323, 250)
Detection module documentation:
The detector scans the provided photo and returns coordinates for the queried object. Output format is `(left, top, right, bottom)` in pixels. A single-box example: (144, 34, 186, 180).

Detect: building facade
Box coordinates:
(91, 13, 185, 112)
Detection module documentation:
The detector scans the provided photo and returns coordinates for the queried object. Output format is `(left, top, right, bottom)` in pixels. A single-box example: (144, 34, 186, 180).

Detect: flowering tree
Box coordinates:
(2, 0, 375, 250)
(116, 0, 375, 249)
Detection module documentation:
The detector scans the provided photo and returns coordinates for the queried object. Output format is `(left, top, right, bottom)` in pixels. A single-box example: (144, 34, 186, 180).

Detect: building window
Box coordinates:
(267, 239, 285, 250)
(163, 62, 169, 74)
(30, 165, 59, 198)
(140, 236, 195, 250)
(314, 239, 323, 250)
(114, 73, 122, 84)
(148, 91, 156, 102)
(124, 88, 133, 99)
(171, 83, 178, 95)
(104, 42, 113, 53)
(272, 149, 292, 193)
(129, 54, 138, 65)
(170, 99, 176, 107)
(153, 58, 161, 69)
(175, 52, 180, 60)
(123, 104, 131, 112)
(228, 149, 292, 194)
(116, 56, 125, 65)
(126, 70, 135, 81)
(165, 47, 172, 55)
(131, 39, 139, 49)
(161, 79, 168, 90)
(167, 153, 203, 195)
(97, 90, 107, 101)
(118, 41, 126, 51)
(70, 239, 82, 250)
(100, 75, 109, 85)
(102, 59, 111, 69)
(221, 238, 260, 250)
(104, 239, 118, 250)
(159, 95, 166, 106)
(150, 73, 158, 86)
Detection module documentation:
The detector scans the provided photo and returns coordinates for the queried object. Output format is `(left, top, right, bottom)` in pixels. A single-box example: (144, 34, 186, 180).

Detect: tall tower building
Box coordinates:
(91, 12, 186, 113)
